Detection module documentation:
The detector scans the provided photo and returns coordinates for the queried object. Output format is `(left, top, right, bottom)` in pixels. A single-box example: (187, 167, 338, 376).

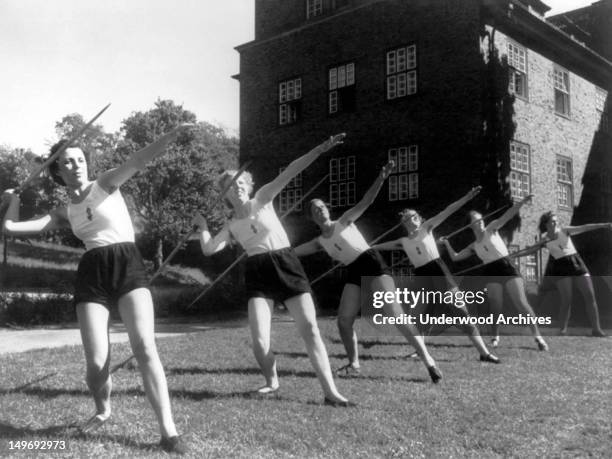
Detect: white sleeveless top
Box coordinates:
(67, 181, 135, 251)
(473, 230, 509, 263)
(228, 199, 290, 256)
(401, 227, 440, 268)
(318, 222, 370, 266)
(545, 230, 578, 259)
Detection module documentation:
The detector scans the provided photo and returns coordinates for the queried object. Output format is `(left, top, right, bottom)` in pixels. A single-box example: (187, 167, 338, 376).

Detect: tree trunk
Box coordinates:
(154, 238, 163, 271)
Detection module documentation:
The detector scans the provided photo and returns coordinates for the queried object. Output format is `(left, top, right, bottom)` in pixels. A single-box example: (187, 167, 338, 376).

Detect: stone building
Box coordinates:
(235, 0, 612, 316)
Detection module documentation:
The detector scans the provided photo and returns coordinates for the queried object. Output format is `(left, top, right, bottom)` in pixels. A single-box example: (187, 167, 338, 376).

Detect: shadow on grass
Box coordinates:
(0, 420, 157, 452)
(276, 351, 426, 362)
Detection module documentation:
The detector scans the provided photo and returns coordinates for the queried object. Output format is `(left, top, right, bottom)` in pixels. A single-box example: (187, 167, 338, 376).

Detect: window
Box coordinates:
(306, 0, 323, 18)
(329, 63, 356, 114)
(556, 156, 573, 209)
(278, 78, 302, 126)
(596, 86, 609, 132)
(553, 66, 570, 116)
(391, 250, 411, 277)
(278, 169, 303, 213)
(509, 141, 530, 200)
(386, 45, 417, 100)
(508, 42, 528, 99)
(524, 254, 538, 283)
(329, 156, 356, 207)
(388, 146, 418, 200)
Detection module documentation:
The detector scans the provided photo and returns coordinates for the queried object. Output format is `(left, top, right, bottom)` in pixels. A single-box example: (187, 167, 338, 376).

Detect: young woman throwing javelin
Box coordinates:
(441, 195, 549, 351)
(2, 125, 191, 453)
(520, 212, 610, 337)
(192, 134, 352, 406)
(294, 161, 442, 383)
(372, 187, 500, 363)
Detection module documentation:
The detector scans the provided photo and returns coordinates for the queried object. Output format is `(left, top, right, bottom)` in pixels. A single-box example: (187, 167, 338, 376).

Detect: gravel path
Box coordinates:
(0, 321, 217, 354)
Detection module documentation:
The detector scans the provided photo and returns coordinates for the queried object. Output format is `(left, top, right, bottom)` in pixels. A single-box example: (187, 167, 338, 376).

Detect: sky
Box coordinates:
(0, 0, 596, 155)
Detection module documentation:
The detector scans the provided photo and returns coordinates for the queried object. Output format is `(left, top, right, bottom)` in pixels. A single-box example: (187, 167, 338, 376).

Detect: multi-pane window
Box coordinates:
(278, 78, 302, 126)
(329, 63, 356, 114)
(509, 141, 530, 199)
(553, 66, 570, 116)
(306, 0, 323, 18)
(278, 169, 303, 213)
(391, 250, 411, 277)
(524, 254, 538, 283)
(386, 45, 417, 100)
(596, 86, 609, 132)
(556, 156, 573, 209)
(329, 156, 356, 207)
(508, 42, 528, 99)
(388, 146, 418, 201)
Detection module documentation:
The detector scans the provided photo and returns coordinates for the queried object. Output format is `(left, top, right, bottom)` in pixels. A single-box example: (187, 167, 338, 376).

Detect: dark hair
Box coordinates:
(308, 198, 328, 220)
(47, 140, 89, 186)
(538, 211, 555, 234)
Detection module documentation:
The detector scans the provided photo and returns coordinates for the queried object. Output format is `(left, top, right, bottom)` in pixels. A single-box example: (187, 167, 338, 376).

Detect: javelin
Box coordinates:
(150, 160, 253, 281)
(310, 220, 403, 286)
(440, 203, 510, 240)
(18, 104, 111, 193)
(185, 173, 331, 309)
(452, 241, 545, 276)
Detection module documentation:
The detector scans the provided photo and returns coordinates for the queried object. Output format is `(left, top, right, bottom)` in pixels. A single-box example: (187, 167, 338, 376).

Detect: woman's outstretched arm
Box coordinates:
(2, 190, 68, 235)
(440, 237, 475, 262)
(294, 238, 323, 257)
(255, 134, 345, 204)
(371, 238, 403, 252)
(487, 194, 532, 232)
(97, 123, 193, 193)
(423, 186, 481, 231)
(338, 160, 394, 226)
(191, 213, 231, 255)
(564, 222, 612, 236)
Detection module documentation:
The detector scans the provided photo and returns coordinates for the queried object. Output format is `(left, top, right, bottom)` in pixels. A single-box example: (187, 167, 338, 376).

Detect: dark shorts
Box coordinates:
(479, 257, 520, 280)
(74, 242, 149, 309)
(545, 253, 589, 278)
(413, 259, 458, 291)
(345, 249, 390, 286)
(245, 247, 311, 303)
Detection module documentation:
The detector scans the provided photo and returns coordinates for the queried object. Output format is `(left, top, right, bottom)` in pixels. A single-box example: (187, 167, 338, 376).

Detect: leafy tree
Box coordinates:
(102, 99, 238, 268)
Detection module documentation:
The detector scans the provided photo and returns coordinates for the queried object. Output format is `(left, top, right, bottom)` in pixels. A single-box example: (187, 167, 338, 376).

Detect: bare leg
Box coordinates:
(486, 282, 503, 346)
(374, 275, 436, 368)
(76, 302, 112, 423)
(248, 297, 278, 390)
(574, 275, 605, 336)
(555, 277, 573, 334)
(284, 293, 347, 402)
(336, 284, 361, 369)
(505, 277, 548, 349)
(118, 288, 177, 439)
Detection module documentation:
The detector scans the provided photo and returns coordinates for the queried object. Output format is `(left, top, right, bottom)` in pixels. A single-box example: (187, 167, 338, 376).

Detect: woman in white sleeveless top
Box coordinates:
(193, 135, 351, 406)
(521, 212, 610, 336)
(294, 162, 442, 383)
(372, 187, 500, 364)
(2, 126, 190, 453)
(441, 195, 548, 350)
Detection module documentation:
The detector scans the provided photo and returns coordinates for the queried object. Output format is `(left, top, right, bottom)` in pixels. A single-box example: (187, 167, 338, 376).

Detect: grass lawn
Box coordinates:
(0, 317, 610, 458)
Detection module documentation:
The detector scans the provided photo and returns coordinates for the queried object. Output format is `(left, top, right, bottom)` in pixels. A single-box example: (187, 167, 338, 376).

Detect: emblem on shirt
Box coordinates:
(250, 224, 258, 234)
(334, 243, 343, 252)
(86, 207, 93, 221)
